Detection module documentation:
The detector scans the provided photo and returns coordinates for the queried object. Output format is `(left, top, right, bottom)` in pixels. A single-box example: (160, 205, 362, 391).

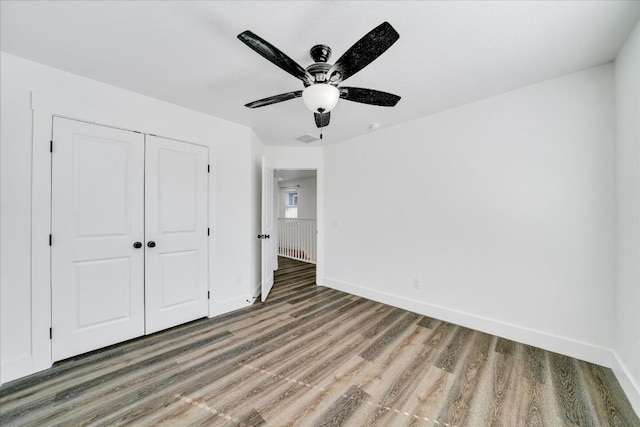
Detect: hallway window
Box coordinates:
(285, 189, 298, 218)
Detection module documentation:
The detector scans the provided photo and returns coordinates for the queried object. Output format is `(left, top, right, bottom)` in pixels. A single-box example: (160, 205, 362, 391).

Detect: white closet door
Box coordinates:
(51, 118, 145, 361)
(144, 135, 209, 334)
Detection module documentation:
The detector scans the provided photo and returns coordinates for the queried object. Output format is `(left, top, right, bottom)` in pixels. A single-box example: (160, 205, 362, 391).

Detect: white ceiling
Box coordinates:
(2, 1, 639, 146)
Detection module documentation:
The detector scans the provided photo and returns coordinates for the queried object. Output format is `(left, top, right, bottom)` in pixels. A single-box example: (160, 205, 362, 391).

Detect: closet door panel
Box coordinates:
(51, 118, 145, 361)
(145, 135, 208, 334)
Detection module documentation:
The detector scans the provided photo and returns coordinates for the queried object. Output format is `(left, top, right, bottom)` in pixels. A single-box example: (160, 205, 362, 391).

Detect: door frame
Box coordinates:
(262, 149, 324, 287)
(261, 157, 276, 302)
(30, 92, 216, 374)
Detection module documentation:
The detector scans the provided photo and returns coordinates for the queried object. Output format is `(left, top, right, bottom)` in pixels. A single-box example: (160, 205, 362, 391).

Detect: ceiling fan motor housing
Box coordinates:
(306, 62, 332, 85)
(306, 44, 337, 85)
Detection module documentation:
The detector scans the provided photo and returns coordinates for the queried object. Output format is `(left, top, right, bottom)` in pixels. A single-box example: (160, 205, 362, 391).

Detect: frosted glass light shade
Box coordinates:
(302, 84, 340, 113)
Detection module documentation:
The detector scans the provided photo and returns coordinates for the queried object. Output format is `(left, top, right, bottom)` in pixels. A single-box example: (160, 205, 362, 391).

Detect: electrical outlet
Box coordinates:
(412, 277, 422, 289)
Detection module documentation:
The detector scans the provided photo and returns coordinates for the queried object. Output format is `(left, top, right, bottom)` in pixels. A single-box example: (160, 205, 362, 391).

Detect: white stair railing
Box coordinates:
(277, 218, 316, 264)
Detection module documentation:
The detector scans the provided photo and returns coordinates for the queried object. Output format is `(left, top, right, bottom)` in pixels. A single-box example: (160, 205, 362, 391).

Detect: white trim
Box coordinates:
(30, 101, 54, 377)
(323, 276, 614, 368)
(207, 147, 218, 317)
(611, 352, 640, 417)
(33, 92, 172, 137)
(209, 296, 254, 317)
(29, 92, 218, 380)
(1, 356, 36, 385)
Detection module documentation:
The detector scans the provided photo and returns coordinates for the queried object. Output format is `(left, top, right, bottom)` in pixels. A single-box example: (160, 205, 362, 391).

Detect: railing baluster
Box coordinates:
(277, 218, 316, 264)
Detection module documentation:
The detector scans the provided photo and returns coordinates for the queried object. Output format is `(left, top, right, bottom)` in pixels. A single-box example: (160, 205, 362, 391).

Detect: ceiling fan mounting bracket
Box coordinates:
(310, 44, 332, 63)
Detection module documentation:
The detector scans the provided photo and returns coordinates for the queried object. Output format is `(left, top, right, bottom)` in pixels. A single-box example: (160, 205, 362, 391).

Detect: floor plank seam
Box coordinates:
(175, 393, 248, 426)
(236, 361, 457, 426)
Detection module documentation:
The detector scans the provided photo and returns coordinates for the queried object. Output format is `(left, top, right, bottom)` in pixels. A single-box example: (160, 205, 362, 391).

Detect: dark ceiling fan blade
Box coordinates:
(328, 22, 399, 84)
(314, 112, 330, 128)
(238, 31, 312, 84)
(244, 91, 303, 108)
(339, 87, 401, 106)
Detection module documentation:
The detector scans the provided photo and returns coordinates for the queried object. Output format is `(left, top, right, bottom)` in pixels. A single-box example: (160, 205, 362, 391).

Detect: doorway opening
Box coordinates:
(275, 169, 317, 264)
(261, 159, 322, 304)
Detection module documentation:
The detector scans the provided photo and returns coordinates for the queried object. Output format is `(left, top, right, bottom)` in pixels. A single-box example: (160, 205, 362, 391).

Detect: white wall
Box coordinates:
(0, 52, 256, 384)
(279, 176, 317, 219)
(614, 21, 640, 413)
(324, 64, 616, 367)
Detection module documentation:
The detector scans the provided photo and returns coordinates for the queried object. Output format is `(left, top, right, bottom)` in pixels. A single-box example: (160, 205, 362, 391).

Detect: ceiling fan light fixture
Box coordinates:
(302, 84, 340, 113)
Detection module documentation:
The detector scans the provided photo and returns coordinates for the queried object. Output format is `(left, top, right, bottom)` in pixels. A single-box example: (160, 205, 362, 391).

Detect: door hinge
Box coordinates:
(50, 140, 53, 153)
(49, 327, 52, 339)
(207, 228, 210, 236)
(207, 291, 210, 300)
(49, 234, 52, 246)
(208, 164, 210, 173)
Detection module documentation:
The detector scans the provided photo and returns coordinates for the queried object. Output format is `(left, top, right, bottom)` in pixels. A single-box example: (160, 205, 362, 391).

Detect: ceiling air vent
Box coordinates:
(294, 134, 320, 144)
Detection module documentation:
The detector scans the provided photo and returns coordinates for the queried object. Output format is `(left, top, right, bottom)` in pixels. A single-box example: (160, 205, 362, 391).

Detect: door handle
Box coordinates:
(133, 242, 142, 249)
(147, 241, 156, 248)
(258, 234, 270, 239)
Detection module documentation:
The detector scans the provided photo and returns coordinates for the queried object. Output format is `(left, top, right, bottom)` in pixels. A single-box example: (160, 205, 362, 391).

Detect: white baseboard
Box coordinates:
(324, 277, 613, 368)
(611, 352, 640, 417)
(1, 355, 42, 386)
(209, 295, 253, 317)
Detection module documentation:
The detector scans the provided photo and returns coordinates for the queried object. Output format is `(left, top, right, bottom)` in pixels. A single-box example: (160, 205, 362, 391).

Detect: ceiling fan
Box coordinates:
(238, 22, 401, 135)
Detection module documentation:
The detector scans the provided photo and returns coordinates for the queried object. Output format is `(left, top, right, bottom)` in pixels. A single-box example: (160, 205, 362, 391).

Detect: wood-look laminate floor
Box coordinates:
(1, 258, 638, 426)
